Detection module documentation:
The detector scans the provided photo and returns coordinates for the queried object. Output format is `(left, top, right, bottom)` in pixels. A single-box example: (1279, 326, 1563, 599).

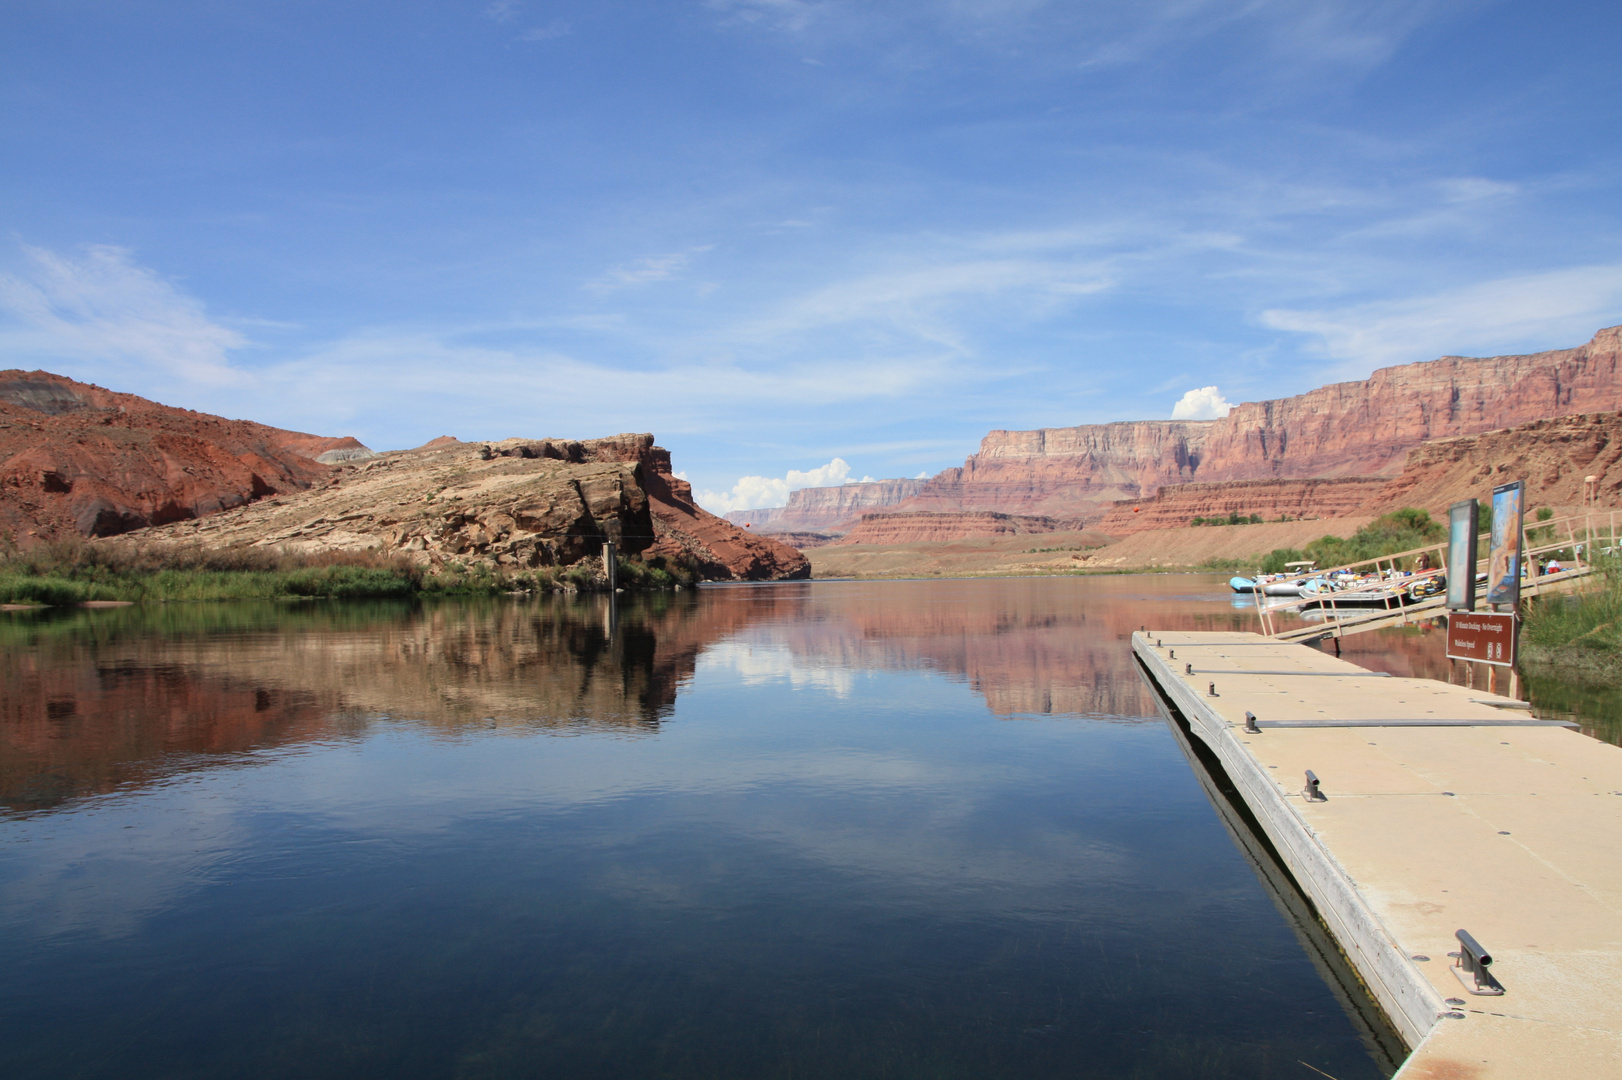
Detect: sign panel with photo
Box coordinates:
(1485, 480, 1524, 607)
(1446, 498, 1477, 611)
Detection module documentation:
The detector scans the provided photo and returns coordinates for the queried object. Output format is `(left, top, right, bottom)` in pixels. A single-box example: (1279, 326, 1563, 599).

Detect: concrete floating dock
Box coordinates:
(1133, 631, 1622, 1080)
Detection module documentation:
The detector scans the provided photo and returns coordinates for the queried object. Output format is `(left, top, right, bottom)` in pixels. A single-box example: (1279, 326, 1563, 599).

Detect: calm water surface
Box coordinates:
(0, 576, 1489, 1079)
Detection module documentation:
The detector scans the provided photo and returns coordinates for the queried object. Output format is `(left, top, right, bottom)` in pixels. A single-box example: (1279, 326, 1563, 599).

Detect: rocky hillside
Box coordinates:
(898, 325, 1622, 524)
(130, 433, 810, 582)
(1368, 411, 1622, 514)
(725, 477, 926, 533)
(1, 370, 369, 541)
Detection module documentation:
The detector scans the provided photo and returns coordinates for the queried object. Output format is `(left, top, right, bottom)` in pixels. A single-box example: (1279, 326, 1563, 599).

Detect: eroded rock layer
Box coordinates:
(1, 370, 369, 541)
(1093, 478, 1389, 535)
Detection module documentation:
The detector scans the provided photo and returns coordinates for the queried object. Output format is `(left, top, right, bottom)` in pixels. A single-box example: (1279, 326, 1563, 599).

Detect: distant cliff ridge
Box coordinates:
(895, 325, 1622, 525)
(725, 478, 926, 533)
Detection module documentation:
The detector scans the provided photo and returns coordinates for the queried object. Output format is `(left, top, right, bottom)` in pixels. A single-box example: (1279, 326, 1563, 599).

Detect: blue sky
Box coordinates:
(3, 0, 1620, 511)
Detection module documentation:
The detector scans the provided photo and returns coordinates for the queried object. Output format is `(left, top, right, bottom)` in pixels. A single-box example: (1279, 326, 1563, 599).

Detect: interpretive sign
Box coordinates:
(1447, 611, 1517, 666)
(1446, 498, 1478, 611)
(1485, 481, 1524, 607)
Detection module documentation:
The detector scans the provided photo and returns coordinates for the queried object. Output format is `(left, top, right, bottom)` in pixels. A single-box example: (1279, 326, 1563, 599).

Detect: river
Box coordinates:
(1, 575, 1592, 1079)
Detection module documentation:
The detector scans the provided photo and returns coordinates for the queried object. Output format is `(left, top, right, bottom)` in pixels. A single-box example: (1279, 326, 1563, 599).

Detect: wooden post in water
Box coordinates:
(603, 540, 617, 592)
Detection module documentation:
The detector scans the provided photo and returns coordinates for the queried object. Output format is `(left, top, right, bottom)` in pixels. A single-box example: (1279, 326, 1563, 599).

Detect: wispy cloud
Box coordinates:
(0, 244, 249, 386)
(1261, 264, 1622, 374)
(519, 19, 570, 41)
(586, 249, 710, 293)
(707, 0, 822, 34)
(711, 0, 1461, 80)
(483, 0, 521, 23)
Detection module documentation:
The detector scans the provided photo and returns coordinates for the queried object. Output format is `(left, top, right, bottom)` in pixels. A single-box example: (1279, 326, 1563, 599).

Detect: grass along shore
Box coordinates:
(1520, 554, 1622, 685)
(0, 538, 690, 606)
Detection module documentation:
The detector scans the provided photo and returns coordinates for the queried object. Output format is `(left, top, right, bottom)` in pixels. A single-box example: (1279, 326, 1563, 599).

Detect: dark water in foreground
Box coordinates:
(0, 576, 1490, 1079)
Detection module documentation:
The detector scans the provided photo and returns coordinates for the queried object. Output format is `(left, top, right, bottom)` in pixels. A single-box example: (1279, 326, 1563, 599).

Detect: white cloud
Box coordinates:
(0, 244, 249, 386)
(1261, 264, 1622, 374)
(696, 456, 852, 513)
(1170, 385, 1233, 420)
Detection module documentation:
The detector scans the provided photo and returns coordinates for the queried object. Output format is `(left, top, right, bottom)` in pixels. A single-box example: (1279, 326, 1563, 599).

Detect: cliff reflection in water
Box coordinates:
(2, 576, 1274, 816)
(0, 597, 720, 813)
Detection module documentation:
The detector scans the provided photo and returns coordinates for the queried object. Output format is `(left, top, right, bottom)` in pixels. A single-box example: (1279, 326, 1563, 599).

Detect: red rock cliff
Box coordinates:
(901, 325, 1622, 524)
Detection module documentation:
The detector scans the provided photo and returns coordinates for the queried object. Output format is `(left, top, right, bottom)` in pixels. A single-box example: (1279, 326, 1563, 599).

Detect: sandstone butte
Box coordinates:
(0, 370, 807, 582)
(770, 324, 1622, 538)
(128, 433, 810, 582)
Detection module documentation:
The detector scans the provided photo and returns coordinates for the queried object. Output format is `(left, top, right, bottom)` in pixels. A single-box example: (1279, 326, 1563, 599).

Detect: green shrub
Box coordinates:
(1296, 508, 1444, 570)
(1258, 548, 1309, 574)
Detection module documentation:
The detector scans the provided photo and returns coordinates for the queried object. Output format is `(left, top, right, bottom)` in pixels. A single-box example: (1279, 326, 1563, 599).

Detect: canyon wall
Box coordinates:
(898, 325, 1622, 525)
(725, 477, 926, 533)
(1093, 411, 1622, 537)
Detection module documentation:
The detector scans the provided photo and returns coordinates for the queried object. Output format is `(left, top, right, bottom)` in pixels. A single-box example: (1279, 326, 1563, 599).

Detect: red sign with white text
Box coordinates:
(1447, 611, 1517, 666)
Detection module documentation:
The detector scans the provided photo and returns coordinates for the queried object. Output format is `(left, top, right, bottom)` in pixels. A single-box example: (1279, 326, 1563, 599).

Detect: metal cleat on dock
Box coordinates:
(1302, 770, 1326, 801)
(1450, 929, 1505, 995)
